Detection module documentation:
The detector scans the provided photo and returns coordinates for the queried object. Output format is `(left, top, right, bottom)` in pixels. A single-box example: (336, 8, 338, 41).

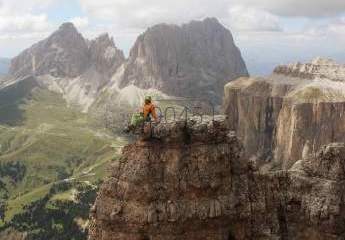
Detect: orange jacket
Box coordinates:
(142, 102, 158, 121)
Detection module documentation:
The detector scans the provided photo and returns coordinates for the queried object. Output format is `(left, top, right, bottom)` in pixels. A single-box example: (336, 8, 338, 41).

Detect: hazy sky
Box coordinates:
(1, 0, 345, 75)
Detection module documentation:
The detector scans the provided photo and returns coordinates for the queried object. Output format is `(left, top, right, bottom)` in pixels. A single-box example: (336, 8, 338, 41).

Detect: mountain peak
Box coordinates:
(311, 57, 337, 66)
(58, 22, 78, 32)
(198, 17, 221, 26)
(96, 33, 111, 40)
(121, 17, 248, 104)
(92, 33, 115, 47)
(9, 22, 89, 78)
(52, 22, 83, 41)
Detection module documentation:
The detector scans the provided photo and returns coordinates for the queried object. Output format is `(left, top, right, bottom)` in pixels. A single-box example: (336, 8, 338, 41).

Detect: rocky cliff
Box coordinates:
(224, 58, 345, 169)
(89, 33, 125, 78)
(117, 18, 248, 105)
(88, 117, 345, 239)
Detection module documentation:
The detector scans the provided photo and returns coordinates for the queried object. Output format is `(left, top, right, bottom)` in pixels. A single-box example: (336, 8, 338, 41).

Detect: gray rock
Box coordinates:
(7, 22, 125, 112)
(10, 23, 90, 78)
(89, 33, 125, 77)
(119, 18, 248, 105)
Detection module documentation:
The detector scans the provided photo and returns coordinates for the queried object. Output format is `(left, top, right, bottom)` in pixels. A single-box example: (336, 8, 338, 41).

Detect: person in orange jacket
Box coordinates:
(124, 96, 159, 134)
(142, 96, 158, 122)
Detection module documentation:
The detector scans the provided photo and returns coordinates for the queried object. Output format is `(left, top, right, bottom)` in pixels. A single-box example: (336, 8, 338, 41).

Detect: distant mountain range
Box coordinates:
(6, 18, 248, 112)
(0, 58, 10, 75)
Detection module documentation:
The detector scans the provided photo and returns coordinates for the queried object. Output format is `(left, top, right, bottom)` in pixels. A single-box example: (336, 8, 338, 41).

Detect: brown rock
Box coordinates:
(88, 116, 345, 240)
(88, 117, 249, 240)
(223, 58, 345, 169)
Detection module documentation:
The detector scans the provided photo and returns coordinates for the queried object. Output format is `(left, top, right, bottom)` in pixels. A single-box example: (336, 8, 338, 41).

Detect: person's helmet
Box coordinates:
(144, 96, 152, 103)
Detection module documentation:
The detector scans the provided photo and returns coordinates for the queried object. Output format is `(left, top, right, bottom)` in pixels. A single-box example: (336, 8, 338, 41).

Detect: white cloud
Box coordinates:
(79, 0, 283, 33)
(0, 0, 54, 35)
(70, 17, 89, 29)
(79, 0, 231, 28)
(226, 6, 282, 32)
(0, 14, 51, 33)
(239, 0, 345, 17)
(0, 0, 56, 13)
(302, 16, 345, 40)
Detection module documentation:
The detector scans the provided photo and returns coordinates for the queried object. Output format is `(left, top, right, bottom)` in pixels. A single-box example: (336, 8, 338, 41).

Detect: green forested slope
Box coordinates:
(0, 83, 126, 238)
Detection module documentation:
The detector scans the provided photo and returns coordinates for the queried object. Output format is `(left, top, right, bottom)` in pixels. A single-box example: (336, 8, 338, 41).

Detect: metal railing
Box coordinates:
(101, 98, 216, 134)
(154, 97, 215, 124)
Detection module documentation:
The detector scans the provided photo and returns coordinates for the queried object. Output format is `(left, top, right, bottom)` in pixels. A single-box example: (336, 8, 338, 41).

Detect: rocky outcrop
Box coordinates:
(224, 58, 345, 169)
(88, 116, 247, 240)
(117, 18, 248, 104)
(88, 117, 345, 239)
(89, 33, 125, 77)
(274, 57, 345, 81)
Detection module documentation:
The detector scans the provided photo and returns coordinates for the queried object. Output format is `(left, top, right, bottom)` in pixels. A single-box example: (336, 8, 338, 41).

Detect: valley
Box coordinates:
(0, 84, 127, 236)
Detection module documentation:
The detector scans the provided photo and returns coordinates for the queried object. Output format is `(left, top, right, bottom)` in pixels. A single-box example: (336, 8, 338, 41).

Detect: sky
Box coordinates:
(1, 0, 345, 75)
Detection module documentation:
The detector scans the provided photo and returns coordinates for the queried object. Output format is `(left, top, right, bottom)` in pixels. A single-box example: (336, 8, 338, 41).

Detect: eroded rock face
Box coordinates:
(88, 117, 345, 240)
(119, 18, 248, 104)
(89, 117, 248, 240)
(10, 23, 90, 78)
(89, 33, 125, 77)
(274, 57, 345, 81)
(10, 23, 125, 80)
(224, 58, 345, 169)
(8, 22, 125, 112)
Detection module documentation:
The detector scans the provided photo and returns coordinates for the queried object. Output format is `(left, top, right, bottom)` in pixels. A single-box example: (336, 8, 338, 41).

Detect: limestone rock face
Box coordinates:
(10, 23, 90, 78)
(89, 33, 125, 77)
(88, 117, 345, 239)
(274, 57, 345, 81)
(88, 117, 248, 240)
(119, 18, 248, 104)
(9, 23, 125, 79)
(223, 58, 345, 169)
(7, 22, 125, 112)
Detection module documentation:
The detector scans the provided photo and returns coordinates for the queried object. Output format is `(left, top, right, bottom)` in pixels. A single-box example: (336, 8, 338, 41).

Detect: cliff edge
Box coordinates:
(88, 117, 345, 240)
(224, 58, 345, 169)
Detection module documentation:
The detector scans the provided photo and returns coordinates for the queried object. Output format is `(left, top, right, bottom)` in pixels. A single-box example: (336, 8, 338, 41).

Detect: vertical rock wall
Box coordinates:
(224, 59, 345, 169)
(89, 117, 345, 240)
